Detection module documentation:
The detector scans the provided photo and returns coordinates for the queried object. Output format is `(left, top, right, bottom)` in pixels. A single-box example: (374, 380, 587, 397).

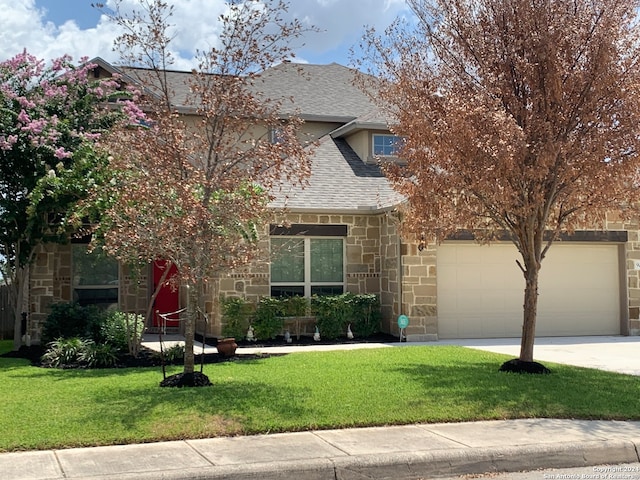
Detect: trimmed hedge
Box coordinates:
(311, 293, 381, 339)
(220, 293, 381, 341)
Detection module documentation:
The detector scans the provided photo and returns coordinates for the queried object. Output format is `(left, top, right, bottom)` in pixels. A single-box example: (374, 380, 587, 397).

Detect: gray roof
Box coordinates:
(255, 62, 379, 121)
(93, 58, 401, 212)
(108, 61, 380, 121)
(270, 136, 403, 213)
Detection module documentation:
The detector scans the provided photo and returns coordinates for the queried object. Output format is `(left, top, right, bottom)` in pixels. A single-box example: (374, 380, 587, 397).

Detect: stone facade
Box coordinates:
(215, 212, 389, 338)
(621, 222, 640, 335)
(26, 214, 640, 344)
(28, 242, 148, 344)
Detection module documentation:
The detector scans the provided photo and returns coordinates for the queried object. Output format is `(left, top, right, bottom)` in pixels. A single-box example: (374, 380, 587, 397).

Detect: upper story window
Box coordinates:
(373, 134, 403, 157)
(269, 126, 286, 144)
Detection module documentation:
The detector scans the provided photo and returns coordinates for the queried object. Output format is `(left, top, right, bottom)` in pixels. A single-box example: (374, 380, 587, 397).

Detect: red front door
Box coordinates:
(152, 260, 180, 327)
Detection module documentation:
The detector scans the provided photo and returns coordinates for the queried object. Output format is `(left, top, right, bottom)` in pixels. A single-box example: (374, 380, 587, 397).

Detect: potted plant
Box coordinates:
(216, 337, 237, 357)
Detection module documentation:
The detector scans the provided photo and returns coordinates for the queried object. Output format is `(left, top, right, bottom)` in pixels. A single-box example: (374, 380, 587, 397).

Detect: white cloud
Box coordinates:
(0, 0, 123, 64)
(291, 0, 410, 58)
(0, 0, 412, 68)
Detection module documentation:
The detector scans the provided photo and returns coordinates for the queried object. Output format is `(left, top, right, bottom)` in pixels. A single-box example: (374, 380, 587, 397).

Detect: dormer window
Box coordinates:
(373, 134, 402, 156)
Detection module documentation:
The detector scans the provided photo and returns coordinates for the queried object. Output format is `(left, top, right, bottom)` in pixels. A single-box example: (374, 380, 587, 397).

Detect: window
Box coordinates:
(269, 126, 285, 144)
(72, 244, 119, 308)
(270, 237, 345, 297)
(372, 134, 402, 156)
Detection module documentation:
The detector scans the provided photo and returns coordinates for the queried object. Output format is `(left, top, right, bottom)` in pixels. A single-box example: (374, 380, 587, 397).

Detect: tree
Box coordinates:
(90, 0, 312, 384)
(359, 0, 640, 368)
(0, 51, 131, 351)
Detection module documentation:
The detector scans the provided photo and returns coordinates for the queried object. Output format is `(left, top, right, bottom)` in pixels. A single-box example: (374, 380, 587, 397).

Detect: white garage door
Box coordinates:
(437, 242, 621, 338)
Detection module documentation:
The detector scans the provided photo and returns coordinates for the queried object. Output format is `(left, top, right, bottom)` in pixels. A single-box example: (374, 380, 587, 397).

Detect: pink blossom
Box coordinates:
(54, 147, 72, 159)
(83, 132, 102, 141)
(18, 97, 36, 109)
(51, 54, 72, 72)
(43, 83, 68, 98)
(121, 100, 147, 124)
(0, 135, 18, 150)
(17, 110, 29, 124)
(22, 118, 47, 135)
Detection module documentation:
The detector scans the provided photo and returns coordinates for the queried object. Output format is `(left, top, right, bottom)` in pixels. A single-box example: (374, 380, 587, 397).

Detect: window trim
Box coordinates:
(372, 133, 403, 157)
(270, 236, 346, 298)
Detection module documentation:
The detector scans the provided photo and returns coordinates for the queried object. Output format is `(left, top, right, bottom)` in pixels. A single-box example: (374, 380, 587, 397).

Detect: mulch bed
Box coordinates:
(1, 332, 400, 369)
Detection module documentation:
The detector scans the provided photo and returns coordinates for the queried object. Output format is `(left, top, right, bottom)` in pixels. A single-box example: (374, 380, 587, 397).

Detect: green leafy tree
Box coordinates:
(0, 51, 133, 350)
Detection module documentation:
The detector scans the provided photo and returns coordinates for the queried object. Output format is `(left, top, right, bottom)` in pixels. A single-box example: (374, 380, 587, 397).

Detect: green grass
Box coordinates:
(1, 339, 638, 452)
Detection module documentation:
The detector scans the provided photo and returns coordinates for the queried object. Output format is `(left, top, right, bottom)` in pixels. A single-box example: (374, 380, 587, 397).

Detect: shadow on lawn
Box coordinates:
(82, 375, 311, 439)
(390, 358, 640, 421)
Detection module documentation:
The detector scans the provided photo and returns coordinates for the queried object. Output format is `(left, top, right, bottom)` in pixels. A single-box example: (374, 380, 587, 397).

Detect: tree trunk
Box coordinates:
(519, 265, 539, 362)
(184, 282, 198, 375)
(11, 265, 27, 351)
(12, 303, 22, 351)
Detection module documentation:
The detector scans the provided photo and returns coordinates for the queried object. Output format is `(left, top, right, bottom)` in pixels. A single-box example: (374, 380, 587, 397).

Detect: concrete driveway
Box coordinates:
(433, 336, 640, 376)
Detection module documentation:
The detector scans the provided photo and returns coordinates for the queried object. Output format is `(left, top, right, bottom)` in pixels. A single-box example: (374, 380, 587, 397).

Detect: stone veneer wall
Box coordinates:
(30, 216, 639, 344)
(609, 218, 640, 336)
(28, 243, 62, 343)
(398, 239, 438, 342)
(214, 212, 387, 337)
(399, 216, 640, 341)
(28, 242, 148, 344)
(379, 215, 401, 335)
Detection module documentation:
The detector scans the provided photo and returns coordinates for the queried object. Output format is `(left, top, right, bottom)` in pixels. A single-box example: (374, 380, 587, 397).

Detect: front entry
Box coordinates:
(152, 260, 180, 328)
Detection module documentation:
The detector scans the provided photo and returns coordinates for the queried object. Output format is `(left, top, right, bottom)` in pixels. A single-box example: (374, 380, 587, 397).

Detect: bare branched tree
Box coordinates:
(89, 0, 313, 383)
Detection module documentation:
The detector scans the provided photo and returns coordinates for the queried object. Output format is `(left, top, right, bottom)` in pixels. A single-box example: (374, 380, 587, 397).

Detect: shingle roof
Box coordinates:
(270, 136, 403, 213)
(255, 62, 379, 121)
(95, 58, 402, 212)
(113, 61, 379, 120)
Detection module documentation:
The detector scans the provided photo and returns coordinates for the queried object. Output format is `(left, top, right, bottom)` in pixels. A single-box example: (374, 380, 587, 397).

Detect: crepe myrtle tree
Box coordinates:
(358, 0, 640, 371)
(90, 0, 312, 385)
(0, 51, 136, 351)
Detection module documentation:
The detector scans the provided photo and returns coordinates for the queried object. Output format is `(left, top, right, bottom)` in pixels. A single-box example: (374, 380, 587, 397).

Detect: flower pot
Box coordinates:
(217, 338, 237, 357)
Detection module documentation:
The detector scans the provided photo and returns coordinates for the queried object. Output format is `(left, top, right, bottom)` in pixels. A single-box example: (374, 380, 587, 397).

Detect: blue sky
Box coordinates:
(1, 0, 412, 68)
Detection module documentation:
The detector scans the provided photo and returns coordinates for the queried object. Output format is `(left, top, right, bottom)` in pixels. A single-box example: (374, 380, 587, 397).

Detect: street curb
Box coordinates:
(78, 440, 640, 480)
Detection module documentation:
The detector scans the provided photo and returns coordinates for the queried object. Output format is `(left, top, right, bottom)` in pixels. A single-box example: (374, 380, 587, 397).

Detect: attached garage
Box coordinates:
(436, 242, 623, 338)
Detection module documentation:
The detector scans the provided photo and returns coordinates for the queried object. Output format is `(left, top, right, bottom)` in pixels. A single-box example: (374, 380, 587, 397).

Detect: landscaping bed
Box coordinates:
(1, 331, 399, 369)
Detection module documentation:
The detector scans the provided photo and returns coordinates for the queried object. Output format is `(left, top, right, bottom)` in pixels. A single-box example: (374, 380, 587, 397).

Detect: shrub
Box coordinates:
(42, 302, 105, 344)
(350, 294, 381, 337)
(220, 296, 254, 339)
(252, 297, 284, 340)
(151, 343, 185, 364)
(164, 343, 185, 362)
(311, 293, 381, 339)
(79, 342, 119, 368)
(99, 311, 145, 354)
(311, 295, 350, 339)
(41, 337, 92, 368)
(281, 296, 309, 317)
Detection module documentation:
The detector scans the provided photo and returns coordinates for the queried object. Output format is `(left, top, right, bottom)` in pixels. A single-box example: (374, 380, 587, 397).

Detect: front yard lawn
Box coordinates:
(1, 340, 638, 451)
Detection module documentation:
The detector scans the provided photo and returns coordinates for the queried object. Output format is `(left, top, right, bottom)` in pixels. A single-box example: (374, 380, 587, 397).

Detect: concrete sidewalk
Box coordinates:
(2, 419, 639, 480)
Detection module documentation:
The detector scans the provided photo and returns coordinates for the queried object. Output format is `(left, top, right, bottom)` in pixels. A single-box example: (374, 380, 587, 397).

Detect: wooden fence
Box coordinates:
(0, 285, 13, 340)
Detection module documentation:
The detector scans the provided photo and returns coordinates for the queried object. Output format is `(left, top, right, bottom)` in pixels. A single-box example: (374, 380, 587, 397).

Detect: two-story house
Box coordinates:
(26, 59, 640, 344)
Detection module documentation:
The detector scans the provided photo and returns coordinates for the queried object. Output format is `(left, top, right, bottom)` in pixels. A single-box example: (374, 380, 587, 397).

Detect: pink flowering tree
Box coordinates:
(0, 51, 135, 351)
